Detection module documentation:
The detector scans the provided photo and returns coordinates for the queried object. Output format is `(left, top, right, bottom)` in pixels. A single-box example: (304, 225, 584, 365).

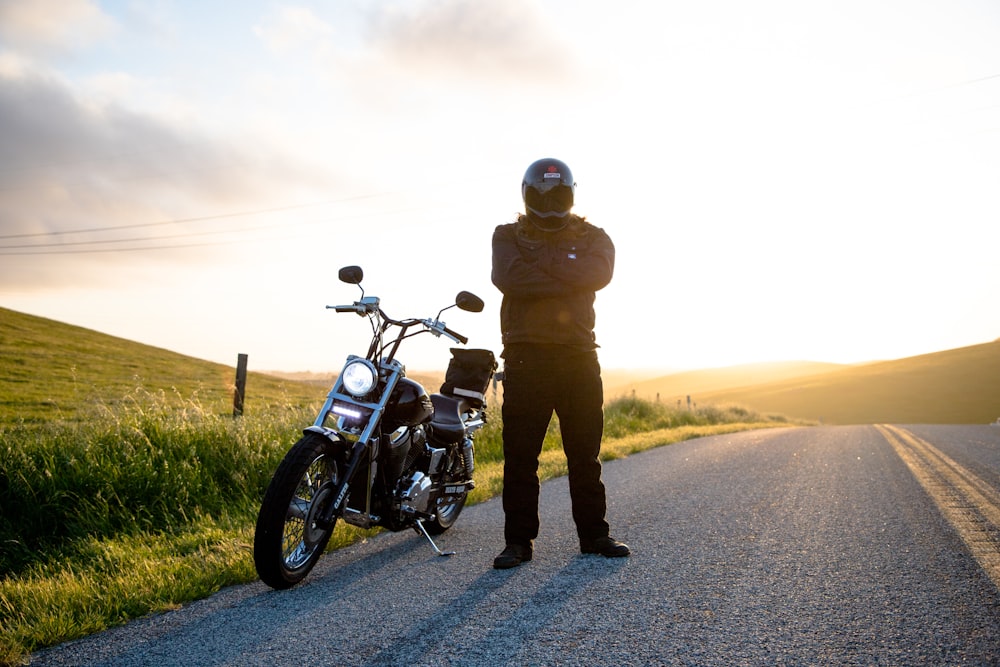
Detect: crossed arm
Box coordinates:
(491, 224, 615, 298)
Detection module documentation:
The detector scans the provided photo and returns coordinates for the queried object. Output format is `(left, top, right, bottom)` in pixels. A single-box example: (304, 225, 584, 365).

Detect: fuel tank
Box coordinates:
(384, 377, 433, 428)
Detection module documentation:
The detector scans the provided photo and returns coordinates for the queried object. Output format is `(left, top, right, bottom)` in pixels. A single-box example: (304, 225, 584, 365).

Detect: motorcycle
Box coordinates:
(253, 265, 496, 589)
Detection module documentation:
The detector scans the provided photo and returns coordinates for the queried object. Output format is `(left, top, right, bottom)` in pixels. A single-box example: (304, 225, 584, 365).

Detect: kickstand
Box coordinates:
(414, 519, 455, 557)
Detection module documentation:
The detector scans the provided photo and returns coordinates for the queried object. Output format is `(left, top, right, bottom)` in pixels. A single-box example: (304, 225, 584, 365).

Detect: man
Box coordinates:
(491, 157, 630, 569)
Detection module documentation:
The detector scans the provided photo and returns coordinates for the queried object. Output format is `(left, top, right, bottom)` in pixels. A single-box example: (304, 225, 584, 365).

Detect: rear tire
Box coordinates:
(254, 432, 344, 589)
(423, 449, 468, 535)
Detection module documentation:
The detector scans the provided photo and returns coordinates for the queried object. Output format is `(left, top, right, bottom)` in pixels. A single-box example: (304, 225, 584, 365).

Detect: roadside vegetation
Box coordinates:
(0, 384, 791, 665)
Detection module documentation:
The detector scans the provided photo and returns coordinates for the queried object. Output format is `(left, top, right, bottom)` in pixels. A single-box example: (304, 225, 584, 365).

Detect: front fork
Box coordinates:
(304, 428, 370, 529)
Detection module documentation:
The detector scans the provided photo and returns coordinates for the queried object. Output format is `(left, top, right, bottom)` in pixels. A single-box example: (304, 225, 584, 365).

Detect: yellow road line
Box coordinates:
(877, 424, 1000, 591)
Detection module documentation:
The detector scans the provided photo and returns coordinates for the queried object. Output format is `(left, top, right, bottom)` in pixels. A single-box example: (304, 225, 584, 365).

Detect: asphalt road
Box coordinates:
(31, 425, 1000, 666)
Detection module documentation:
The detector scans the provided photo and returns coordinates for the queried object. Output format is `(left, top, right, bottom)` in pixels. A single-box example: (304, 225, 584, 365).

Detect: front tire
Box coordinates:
(254, 432, 344, 589)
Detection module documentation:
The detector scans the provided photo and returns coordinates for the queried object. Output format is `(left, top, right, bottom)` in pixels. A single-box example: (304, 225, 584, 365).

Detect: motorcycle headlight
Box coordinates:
(341, 359, 377, 397)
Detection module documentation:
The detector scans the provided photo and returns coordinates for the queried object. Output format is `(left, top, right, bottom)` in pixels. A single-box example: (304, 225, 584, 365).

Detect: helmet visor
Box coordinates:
(525, 184, 574, 217)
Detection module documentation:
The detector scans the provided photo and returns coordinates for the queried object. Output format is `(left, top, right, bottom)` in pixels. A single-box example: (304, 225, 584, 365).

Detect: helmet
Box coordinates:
(522, 158, 575, 225)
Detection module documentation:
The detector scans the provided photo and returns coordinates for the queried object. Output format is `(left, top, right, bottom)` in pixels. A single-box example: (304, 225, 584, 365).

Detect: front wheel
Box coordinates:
(254, 432, 344, 589)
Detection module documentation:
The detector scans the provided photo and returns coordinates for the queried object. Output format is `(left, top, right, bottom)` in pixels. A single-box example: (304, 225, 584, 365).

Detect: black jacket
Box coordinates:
(491, 215, 615, 351)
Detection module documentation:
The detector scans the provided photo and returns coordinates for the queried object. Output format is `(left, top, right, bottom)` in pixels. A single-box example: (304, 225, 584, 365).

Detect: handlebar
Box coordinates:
(328, 267, 483, 365)
(327, 283, 478, 367)
(442, 325, 468, 345)
(328, 299, 470, 344)
(420, 318, 468, 345)
(328, 296, 380, 316)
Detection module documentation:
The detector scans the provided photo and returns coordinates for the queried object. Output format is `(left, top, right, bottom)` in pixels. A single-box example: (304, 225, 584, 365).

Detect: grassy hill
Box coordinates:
(4, 305, 997, 426)
(607, 360, 847, 404)
(0, 307, 323, 425)
(621, 341, 1000, 425)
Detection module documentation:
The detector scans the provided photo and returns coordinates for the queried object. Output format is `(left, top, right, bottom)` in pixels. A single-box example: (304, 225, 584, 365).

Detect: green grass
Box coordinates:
(0, 306, 320, 425)
(1, 387, 306, 575)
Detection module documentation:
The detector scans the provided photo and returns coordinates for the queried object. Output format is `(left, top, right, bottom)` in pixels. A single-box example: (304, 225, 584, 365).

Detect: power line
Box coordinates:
(0, 203, 438, 255)
(0, 225, 255, 251)
(0, 238, 258, 256)
(0, 193, 388, 241)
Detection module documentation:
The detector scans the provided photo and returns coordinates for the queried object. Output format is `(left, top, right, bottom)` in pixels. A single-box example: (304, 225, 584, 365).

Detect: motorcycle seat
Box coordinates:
(430, 394, 467, 444)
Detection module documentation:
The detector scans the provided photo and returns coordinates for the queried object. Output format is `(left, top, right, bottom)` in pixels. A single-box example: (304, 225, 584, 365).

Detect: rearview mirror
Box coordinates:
(455, 291, 484, 313)
(338, 266, 363, 284)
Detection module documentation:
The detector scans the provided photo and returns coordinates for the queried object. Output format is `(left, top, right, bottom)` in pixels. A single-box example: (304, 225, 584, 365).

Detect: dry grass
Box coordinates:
(609, 340, 1000, 425)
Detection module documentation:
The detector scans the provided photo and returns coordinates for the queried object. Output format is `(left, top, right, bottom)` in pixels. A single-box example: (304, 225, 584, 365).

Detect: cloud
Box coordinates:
(0, 0, 115, 57)
(261, 0, 602, 178)
(253, 5, 336, 56)
(366, 0, 581, 86)
(0, 65, 335, 289)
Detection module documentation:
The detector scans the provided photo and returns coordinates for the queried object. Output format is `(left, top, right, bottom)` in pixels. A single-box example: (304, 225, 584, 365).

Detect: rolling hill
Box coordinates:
(3, 305, 998, 425)
(611, 341, 1000, 425)
(606, 360, 848, 403)
(0, 306, 322, 424)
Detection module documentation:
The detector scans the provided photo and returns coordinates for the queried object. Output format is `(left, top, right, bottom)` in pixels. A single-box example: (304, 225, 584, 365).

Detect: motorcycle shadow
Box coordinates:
(257, 527, 428, 597)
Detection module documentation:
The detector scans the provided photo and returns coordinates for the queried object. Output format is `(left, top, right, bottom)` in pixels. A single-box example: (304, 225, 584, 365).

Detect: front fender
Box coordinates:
(303, 425, 347, 445)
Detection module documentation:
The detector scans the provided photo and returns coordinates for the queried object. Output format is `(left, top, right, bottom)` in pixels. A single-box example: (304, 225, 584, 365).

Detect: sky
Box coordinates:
(1, 0, 999, 375)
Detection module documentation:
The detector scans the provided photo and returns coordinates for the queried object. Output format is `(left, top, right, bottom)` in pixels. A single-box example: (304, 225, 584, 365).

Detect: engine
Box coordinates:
(400, 472, 433, 515)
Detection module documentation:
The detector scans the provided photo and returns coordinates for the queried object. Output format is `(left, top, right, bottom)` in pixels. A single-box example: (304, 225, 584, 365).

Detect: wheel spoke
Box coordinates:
(280, 457, 337, 568)
(255, 434, 345, 589)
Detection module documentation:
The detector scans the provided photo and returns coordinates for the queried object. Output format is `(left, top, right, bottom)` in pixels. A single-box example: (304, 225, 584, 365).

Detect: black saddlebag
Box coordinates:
(439, 348, 497, 407)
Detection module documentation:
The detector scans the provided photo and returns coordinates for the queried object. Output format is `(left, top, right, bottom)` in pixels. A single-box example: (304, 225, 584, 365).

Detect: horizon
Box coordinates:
(2, 1, 999, 373)
(267, 338, 1000, 377)
(3, 287, 999, 377)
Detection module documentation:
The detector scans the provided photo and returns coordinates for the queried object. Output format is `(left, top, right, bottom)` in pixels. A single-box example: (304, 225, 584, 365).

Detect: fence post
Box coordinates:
(233, 353, 248, 417)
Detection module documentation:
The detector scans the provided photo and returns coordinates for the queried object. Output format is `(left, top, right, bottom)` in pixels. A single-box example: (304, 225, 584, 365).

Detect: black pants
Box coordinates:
(500, 347, 610, 546)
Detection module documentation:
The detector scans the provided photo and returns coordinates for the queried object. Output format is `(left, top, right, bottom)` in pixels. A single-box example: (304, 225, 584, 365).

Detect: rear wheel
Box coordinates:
(254, 432, 344, 589)
(423, 449, 469, 535)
